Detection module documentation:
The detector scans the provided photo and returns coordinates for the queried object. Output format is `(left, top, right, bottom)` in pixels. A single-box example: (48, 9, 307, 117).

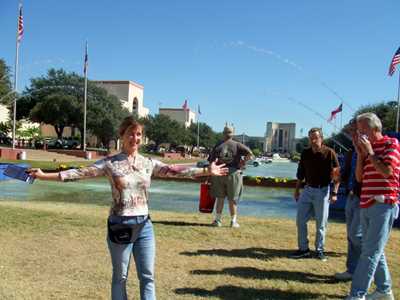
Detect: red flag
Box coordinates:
(182, 99, 187, 111)
(327, 103, 342, 123)
(84, 40, 88, 75)
(17, 5, 24, 45)
(198, 105, 202, 115)
(389, 47, 400, 76)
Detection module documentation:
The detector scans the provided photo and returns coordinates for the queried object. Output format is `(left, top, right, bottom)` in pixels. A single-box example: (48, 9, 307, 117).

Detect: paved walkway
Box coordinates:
(4, 148, 91, 162)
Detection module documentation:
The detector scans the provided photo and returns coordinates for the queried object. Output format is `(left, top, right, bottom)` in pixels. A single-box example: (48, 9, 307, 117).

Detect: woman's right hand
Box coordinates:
(27, 168, 44, 179)
(27, 168, 62, 181)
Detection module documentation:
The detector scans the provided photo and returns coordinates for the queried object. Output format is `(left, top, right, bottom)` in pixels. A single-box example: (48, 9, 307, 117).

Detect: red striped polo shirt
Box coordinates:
(360, 135, 400, 208)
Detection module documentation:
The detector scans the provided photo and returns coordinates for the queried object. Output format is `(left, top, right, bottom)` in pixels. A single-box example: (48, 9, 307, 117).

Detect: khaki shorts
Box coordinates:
(210, 168, 243, 201)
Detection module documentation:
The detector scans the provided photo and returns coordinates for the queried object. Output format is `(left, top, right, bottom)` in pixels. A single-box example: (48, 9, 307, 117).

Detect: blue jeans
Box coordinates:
(296, 185, 330, 251)
(350, 202, 399, 297)
(107, 215, 156, 300)
(345, 193, 363, 275)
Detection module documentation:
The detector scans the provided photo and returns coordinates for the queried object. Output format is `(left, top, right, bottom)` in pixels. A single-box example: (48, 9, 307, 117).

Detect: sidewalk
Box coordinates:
(6, 148, 91, 162)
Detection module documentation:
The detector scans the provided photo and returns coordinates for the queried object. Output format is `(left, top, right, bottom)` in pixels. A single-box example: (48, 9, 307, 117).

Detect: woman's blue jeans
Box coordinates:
(350, 202, 399, 297)
(107, 215, 156, 300)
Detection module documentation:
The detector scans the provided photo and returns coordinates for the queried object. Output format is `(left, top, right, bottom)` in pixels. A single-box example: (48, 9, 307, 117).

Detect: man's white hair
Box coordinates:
(356, 112, 382, 132)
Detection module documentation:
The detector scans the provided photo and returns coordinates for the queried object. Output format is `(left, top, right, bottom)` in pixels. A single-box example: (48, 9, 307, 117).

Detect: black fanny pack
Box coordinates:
(107, 215, 150, 244)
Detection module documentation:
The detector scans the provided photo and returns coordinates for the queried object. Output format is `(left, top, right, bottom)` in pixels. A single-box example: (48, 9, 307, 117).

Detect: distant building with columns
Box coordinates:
(266, 122, 297, 153)
(228, 122, 298, 154)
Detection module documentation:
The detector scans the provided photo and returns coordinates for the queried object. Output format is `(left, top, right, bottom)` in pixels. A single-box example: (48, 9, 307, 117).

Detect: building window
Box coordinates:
(132, 97, 138, 112)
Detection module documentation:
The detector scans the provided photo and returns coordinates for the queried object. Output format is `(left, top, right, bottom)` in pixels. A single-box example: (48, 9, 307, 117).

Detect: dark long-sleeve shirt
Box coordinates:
(296, 145, 339, 186)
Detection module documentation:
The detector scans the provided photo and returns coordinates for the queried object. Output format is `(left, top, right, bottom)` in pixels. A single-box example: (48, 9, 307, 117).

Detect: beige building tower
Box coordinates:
(91, 81, 149, 117)
(158, 108, 195, 127)
(266, 122, 296, 153)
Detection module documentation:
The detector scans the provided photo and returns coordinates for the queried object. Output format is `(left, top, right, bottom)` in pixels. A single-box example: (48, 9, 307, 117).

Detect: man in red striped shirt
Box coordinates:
(344, 113, 399, 300)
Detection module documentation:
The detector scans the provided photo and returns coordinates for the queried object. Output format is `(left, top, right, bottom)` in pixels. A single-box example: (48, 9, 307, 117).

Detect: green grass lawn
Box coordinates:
(0, 199, 399, 300)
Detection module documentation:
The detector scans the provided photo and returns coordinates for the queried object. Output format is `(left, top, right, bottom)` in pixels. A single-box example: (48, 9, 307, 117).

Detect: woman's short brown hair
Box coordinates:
(118, 116, 145, 137)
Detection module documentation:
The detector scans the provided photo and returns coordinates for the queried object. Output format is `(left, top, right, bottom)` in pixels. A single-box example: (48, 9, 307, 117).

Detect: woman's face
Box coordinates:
(121, 125, 142, 153)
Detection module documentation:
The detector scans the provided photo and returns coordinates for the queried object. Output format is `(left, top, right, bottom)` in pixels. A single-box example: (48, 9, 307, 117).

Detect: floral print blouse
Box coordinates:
(59, 153, 197, 216)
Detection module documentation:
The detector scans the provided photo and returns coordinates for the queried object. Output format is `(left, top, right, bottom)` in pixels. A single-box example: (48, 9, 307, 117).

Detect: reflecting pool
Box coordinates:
(241, 161, 298, 179)
(0, 161, 345, 222)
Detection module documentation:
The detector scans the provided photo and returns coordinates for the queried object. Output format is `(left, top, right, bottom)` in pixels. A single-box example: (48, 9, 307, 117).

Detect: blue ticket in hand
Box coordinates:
(4, 165, 35, 184)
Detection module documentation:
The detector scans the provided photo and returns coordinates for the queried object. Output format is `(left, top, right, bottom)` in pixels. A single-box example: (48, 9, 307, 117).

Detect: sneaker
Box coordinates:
(315, 251, 326, 261)
(344, 297, 365, 300)
(334, 271, 353, 281)
(210, 220, 221, 227)
(230, 221, 240, 228)
(366, 290, 393, 300)
(290, 248, 311, 259)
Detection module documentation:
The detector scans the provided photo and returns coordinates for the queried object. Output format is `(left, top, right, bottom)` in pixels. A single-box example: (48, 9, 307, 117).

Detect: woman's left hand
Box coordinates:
(209, 159, 229, 176)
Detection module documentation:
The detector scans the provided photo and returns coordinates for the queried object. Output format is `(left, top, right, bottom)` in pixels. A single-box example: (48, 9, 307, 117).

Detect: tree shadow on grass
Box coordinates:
(180, 247, 346, 260)
(175, 285, 343, 300)
(190, 266, 338, 284)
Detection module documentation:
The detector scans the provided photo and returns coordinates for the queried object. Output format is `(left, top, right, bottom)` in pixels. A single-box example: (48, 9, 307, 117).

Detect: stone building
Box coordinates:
(265, 122, 297, 153)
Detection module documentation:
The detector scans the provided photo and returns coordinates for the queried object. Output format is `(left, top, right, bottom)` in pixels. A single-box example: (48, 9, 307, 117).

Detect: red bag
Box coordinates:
(199, 177, 216, 213)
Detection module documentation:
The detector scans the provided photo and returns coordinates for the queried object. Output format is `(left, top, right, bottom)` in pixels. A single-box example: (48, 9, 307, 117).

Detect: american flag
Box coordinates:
(84, 40, 88, 75)
(198, 105, 202, 115)
(389, 47, 400, 76)
(327, 103, 342, 123)
(17, 5, 24, 45)
(182, 99, 187, 111)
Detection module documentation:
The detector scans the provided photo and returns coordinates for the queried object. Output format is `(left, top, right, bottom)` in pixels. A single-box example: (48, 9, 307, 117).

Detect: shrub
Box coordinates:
(252, 149, 261, 156)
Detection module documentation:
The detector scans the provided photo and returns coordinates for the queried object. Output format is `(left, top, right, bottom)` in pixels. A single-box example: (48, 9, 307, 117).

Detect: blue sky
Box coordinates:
(2, 0, 400, 138)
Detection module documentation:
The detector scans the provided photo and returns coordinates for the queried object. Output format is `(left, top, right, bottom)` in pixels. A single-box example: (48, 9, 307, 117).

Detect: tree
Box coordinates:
(247, 139, 261, 151)
(0, 59, 14, 106)
(0, 118, 22, 135)
(83, 86, 130, 145)
(354, 100, 397, 132)
(323, 124, 352, 153)
(187, 122, 218, 152)
(16, 69, 85, 136)
(29, 93, 82, 137)
(324, 100, 398, 154)
(15, 68, 129, 146)
(140, 114, 183, 150)
(296, 136, 309, 154)
(18, 125, 41, 141)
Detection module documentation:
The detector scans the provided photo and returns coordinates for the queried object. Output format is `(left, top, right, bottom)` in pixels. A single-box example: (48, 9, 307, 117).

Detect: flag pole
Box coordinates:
(334, 117, 336, 134)
(83, 39, 88, 151)
(396, 71, 400, 132)
(12, 0, 22, 150)
(340, 101, 343, 130)
(184, 97, 187, 156)
(197, 106, 199, 152)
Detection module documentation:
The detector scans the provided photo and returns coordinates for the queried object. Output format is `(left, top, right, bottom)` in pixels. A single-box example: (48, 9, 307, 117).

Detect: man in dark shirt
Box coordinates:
(208, 125, 252, 228)
(291, 127, 339, 261)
